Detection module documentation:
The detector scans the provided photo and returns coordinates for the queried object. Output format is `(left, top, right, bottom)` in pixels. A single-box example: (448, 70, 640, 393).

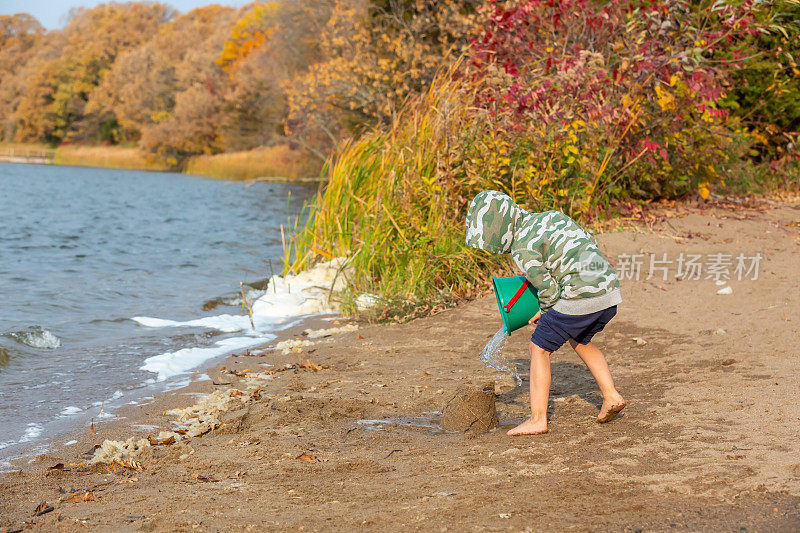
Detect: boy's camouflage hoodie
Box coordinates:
(465, 190, 621, 315)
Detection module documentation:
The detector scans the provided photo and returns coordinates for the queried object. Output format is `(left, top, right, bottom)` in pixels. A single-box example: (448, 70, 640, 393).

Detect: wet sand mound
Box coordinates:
(441, 382, 498, 433)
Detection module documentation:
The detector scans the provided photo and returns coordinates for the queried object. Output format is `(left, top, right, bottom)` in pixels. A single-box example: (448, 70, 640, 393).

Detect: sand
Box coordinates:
(1, 196, 799, 531)
(441, 382, 499, 433)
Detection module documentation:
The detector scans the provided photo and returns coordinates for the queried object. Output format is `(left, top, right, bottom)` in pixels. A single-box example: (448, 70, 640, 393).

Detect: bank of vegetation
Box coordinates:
(1, 1, 798, 317)
(286, 0, 800, 319)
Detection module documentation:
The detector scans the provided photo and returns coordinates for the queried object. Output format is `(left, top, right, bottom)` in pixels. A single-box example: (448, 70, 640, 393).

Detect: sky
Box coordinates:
(0, 0, 250, 30)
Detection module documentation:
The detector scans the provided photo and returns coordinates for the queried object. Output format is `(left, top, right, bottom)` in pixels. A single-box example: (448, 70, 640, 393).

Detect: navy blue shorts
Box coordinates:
(531, 306, 617, 352)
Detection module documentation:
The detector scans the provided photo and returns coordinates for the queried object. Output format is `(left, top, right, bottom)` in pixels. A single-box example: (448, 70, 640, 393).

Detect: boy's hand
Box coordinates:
(529, 311, 542, 325)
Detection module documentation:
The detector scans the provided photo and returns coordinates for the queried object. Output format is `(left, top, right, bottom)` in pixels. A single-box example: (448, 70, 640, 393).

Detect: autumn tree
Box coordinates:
(87, 4, 237, 146)
(216, 0, 334, 154)
(0, 14, 45, 141)
(283, 0, 483, 154)
(13, 2, 174, 144)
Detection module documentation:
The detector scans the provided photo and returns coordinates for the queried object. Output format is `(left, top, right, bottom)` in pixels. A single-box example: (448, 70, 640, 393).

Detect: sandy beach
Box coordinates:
(1, 197, 799, 531)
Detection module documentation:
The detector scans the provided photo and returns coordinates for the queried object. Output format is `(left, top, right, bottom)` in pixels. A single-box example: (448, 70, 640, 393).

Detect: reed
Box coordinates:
(285, 67, 512, 320)
(53, 145, 167, 171)
(184, 144, 321, 181)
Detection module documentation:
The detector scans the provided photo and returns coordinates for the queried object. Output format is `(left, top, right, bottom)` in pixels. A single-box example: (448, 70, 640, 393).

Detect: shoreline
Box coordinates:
(0, 144, 325, 183)
(0, 313, 345, 473)
(0, 254, 356, 470)
(1, 198, 798, 530)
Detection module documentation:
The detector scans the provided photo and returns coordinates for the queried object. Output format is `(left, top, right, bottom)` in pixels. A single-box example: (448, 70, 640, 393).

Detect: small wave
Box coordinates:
(4, 326, 62, 349)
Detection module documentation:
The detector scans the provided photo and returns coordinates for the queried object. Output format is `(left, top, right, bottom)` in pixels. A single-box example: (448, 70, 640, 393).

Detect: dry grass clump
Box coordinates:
(53, 145, 168, 171)
(184, 144, 321, 181)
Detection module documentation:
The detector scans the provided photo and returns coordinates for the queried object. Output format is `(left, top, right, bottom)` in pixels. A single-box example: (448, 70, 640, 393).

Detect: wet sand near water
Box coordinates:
(1, 197, 799, 531)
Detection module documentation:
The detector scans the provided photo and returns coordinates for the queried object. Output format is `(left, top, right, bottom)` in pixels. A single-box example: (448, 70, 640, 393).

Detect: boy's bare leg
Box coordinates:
(508, 342, 551, 436)
(568, 340, 626, 422)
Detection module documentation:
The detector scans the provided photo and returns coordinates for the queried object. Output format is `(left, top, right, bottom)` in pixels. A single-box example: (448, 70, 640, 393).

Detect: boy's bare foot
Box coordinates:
(507, 417, 548, 436)
(597, 394, 626, 423)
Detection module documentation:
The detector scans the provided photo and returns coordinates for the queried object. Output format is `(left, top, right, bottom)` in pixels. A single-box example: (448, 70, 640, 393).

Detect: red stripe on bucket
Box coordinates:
(503, 279, 531, 313)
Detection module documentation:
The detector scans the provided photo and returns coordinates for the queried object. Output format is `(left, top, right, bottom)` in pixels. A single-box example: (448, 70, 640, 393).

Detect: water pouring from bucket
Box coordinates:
(479, 276, 540, 386)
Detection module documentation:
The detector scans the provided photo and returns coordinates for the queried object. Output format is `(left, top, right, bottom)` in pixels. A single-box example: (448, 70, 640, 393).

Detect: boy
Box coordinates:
(464, 190, 626, 436)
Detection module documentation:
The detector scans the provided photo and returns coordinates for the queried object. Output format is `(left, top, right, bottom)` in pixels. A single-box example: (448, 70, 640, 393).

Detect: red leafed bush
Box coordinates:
(462, 0, 763, 212)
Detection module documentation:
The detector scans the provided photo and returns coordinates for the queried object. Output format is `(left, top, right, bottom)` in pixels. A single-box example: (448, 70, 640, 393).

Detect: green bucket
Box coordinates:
(492, 275, 540, 335)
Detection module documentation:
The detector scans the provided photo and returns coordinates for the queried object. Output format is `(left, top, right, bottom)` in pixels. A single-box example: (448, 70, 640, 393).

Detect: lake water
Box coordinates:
(0, 163, 314, 463)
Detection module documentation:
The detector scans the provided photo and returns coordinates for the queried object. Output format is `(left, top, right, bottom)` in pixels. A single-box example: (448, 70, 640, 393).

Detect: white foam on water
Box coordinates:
(63, 440, 78, 446)
(141, 335, 274, 381)
(60, 406, 82, 416)
(480, 327, 522, 386)
(19, 423, 43, 443)
(133, 315, 249, 333)
(134, 258, 350, 380)
(133, 258, 350, 334)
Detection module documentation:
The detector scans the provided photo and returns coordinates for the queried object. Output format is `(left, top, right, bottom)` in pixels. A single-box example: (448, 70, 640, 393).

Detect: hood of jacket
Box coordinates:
(464, 190, 527, 254)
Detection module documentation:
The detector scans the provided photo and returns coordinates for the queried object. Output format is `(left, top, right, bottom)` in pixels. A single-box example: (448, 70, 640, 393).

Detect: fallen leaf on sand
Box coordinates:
(148, 434, 177, 446)
(721, 359, 736, 366)
(66, 491, 94, 503)
(299, 359, 327, 371)
(229, 389, 244, 397)
(114, 458, 143, 471)
(33, 502, 53, 516)
(190, 473, 219, 482)
(49, 463, 67, 471)
(632, 337, 647, 345)
(296, 452, 318, 463)
(89, 419, 96, 435)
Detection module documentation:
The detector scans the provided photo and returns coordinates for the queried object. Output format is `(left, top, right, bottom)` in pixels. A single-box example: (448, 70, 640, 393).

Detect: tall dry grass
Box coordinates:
(184, 144, 321, 181)
(53, 145, 168, 171)
(285, 69, 511, 320)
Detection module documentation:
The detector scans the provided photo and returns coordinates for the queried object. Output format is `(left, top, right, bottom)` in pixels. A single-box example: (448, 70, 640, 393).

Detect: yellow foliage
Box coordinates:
(654, 84, 676, 112)
(217, 2, 279, 72)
